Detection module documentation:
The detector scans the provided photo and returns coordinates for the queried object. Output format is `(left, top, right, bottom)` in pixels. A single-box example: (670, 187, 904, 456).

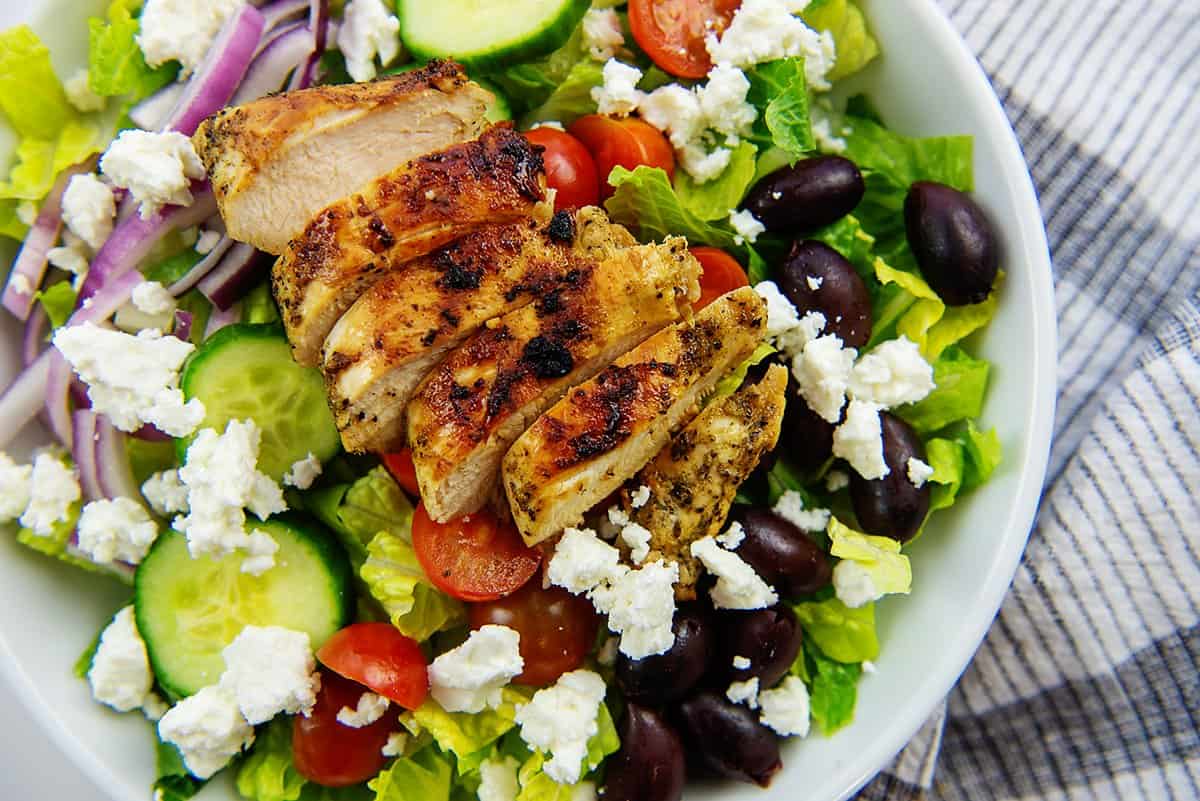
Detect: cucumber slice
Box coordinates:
(179, 324, 340, 481)
(398, 0, 590, 71)
(135, 515, 353, 698)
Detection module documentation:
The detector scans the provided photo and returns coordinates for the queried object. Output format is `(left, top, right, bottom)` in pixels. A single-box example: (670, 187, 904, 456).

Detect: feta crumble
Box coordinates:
(729, 209, 766, 245)
(54, 323, 204, 437)
(862, 660, 877, 674)
(732, 655, 752, 670)
(282, 453, 322, 490)
(88, 606, 154, 713)
(137, 0, 247, 74)
(546, 527, 624, 594)
(19, 453, 80, 536)
(219, 626, 320, 725)
(638, 85, 705, 150)
(848, 337, 934, 407)
(811, 111, 848, 153)
(158, 685, 255, 779)
(429, 625, 523, 714)
(100, 130, 206, 219)
(825, 469, 850, 492)
(581, 7, 625, 61)
(64, 69, 106, 113)
(132, 281, 176, 316)
(7, 273, 34, 297)
(726, 677, 760, 709)
(690, 537, 777, 610)
(589, 559, 679, 659)
(678, 143, 732, 184)
(47, 233, 91, 279)
(195, 229, 222, 255)
(478, 755, 521, 801)
(337, 692, 390, 728)
(705, 0, 837, 90)
(596, 637, 619, 667)
(793, 333, 857, 423)
(142, 469, 189, 516)
(381, 732, 409, 758)
(772, 490, 831, 532)
(698, 63, 756, 139)
(630, 484, 651, 509)
(592, 59, 643, 116)
(62, 173, 115, 250)
(807, 275, 824, 290)
(831, 399, 888, 480)
(77, 497, 159, 565)
(907, 457, 934, 488)
(515, 669, 606, 785)
(619, 519, 652, 564)
(0, 453, 32, 523)
(716, 520, 746, 549)
(758, 676, 811, 737)
(337, 0, 401, 83)
(832, 559, 880, 608)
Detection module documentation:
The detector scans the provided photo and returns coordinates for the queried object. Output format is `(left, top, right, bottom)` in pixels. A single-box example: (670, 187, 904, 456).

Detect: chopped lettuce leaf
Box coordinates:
(0, 26, 72, 139)
(0, 201, 29, 240)
(407, 687, 531, 772)
(605, 165, 743, 251)
(0, 120, 104, 203)
(809, 214, 876, 278)
(520, 60, 603, 128)
(897, 346, 990, 434)
(961, 420, 1002, 491)
(88, 0, 177, 99)
(155, 740, 205, 801)
(872, 259, 1000, 358)
(143, 248, 203, 286)
(369, 748, 453, 801)
(792, 596, 878, 663)
(924, 435, 966, 515)
(126, 437, 177, 485)
(483, 27, 588, 117)
(841, 114, 973, 211)
(303, 466, 413, 564)
(514, 704, 617, 801)
(36, 281, 79, 329)
(674, 141, 759, 222)
(73, 628, 103, 679)
(361, 527, 466, 641)
(708, 342, 776, 405)
(828, 517, 912, 597)
(16, 502, 116, 578)
(175, 289, 212, 346)
(243, 281, 283, 325)
(745, 58, 813, 160)
(802, 0, 880, 81)
(800, 638, 862, 734)
(236, 719, 306, 801)
(586, 701, 621, 770)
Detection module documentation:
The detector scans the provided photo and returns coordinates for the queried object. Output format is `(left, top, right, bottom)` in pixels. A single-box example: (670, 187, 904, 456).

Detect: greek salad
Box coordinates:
(0, 0, 1005, 800)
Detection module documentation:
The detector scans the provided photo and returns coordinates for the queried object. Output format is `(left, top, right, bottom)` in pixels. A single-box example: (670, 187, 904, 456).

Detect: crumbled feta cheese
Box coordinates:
(678, 143, 732, 184)
(158, 685, 255, 779)
(142, 692, 169, 722)
(381, 731, 408, 758)
(825, 469, 850, 492)
(429, 625, 523, 714)
(337, 0, 401, 83)
(77, 497, 159, 565)
(832, 559, 880, 608)
(515, 670, 607, 785)
(772, 490, 830, 532)
(732, 655, 752, 670)
(65, 69, 106, 113)
(729, 209, 766, 245)
(62, 173, 115, 249)
(716, 520, 746, 549)
(630, 485, 651, 509)
(832, 399, 888, 480)
(793, 334, 857, 424)
(582, 7, 625, 61)
(698, 63, 756, 139)
(533, 120, 565, 131)
(591, 559, 678, 658)
(862, 660, 877, 674)
(240, 530, 280, 576)
(638, 84, 705, 150)
(592, 59, 643, 116)
(142, 469, 189, 516)
(758, 676, 810, 737)
(807, 275, 824, 290)
(195, 229, 222, 255)
(19, 453, 80, 536)
(337, 692, 390, 728)
(619, 519, 652, 564)
(705, 0, 837, 90)
(478, 755, 521, 801)
(907, 457, 934, 488)
(88, 606, 154, 713)
(690, 537, 778, 610)
(137, 0, 247, 75)
(811, 112, 847, 153)
(47, 234, 91, 278)
(219, 626, 319, 725)
(796, 311, 828, 347)
(8, 273, 34, 296)
(726, 677, 760, 709)
(54, 323, 204, 437)
(547, 527, 624, 594)
(132, 281, 176, 316)
(848, 337, 934, 407)
(16, 201, 37, 226)
(596, 637, 619, 667)
(282, 453, 322, 490)
(100, 130, 206, 219)
(0, 453, 32, 523)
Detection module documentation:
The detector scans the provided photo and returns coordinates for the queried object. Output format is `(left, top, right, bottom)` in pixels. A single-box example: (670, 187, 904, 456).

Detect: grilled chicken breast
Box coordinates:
(194, 60, 491, 254)
(503, 287, 768, 546)
(627, 363, 787, 599)
(323, 208, 635, 454)
(408, 235, 702, 523)
(274, 125, 548, 365)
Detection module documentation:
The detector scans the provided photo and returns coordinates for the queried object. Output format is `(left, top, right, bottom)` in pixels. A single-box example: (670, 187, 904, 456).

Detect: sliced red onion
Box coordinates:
(95, 416, 142, 501)
(197, 243, 266, 310)
(0, 352, 50, 449)
(234, 23, 314, 104)
(22, 305, 48, 367)
(204, 302, 243, 338)
(167, 233, 234, 296)
(289, 0, 331, 91)
(261, 0, 310, 30)
(72, 410, 102, 501)
(173, 309, 194, 341)
(129, 82, 186, 131)
(162, 5, 266, 136)
(44, 351, 75, 447)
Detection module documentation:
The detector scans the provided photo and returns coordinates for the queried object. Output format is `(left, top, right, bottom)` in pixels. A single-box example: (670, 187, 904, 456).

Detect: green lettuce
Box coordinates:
(369, 748, 454, 801)
(708, 342, 776, 404)
(792, 595, 878, 663)
(744, 58, 813, 159)
(605, 165, 743, 252)
(828, 517, 912, 598)
(919, 421, 1002, 523)
(674, 141, 759, 222)
(0, 26, 72, 139)
(519, 60, 603, 128)
(303, 466, 414, 564)
(143, 248, 204, 286)
(802, 0, 880, 81)
(243, 282, 283, 325)
(808, 214, 877, 278)
(73, 628, 103, 679)
(35, 281, 79, 328)
(897, 345, 990, 434)
(961, 420, 1001, 490)
(88, 0, 177, 99)
(16, 501, 120, 579)
(236, 719, 307, 801)
(842, 113, 973, 212)
(154, 741, 205, 801)
(515, 703, 619, 801)
(871, 258, 1000, 358)
(798, 638, 862, 734)
(406, 687, 532, 772)
(361, 527, 465, 641)
(482, 23, 590, 117)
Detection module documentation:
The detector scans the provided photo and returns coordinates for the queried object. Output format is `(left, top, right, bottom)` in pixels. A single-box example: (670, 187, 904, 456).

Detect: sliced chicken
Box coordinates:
(273, 125, 548, 365)
(194, 60, 492, 254)
(503, 287, 768, 546)
(626, 364, 787, 599)
(408, 236, 702, 523)
(323, 208, 636, 454)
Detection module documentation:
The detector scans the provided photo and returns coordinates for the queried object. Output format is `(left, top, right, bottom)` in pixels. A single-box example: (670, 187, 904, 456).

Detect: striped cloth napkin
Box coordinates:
(857, 0, 1200, 798)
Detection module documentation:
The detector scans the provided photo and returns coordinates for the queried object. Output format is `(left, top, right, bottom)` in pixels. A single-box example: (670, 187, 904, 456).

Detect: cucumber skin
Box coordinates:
(398, 0, 591, 72)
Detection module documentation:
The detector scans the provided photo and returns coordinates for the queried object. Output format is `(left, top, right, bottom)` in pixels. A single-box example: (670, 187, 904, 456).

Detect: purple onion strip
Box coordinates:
(72, 410, 102, 501)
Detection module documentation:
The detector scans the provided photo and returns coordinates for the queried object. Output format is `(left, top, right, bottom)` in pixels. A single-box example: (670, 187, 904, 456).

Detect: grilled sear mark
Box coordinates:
(408, 237, 701, 523)
(194, 60, 491, 255)
(502, 287, 768, 546)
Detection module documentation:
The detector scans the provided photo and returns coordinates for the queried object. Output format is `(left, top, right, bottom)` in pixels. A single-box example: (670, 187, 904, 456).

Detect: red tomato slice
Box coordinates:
(469, 576, 600, 687)
(411, 503, 542, 602)
(293, 669, 401, 787)
(691, 247, 750, 310)
(523, 127, 600, 211)
(316, 623, 429, 710)
(569, 115, 675, 198)
(629, 0, 742, 78)
(382, 449, 420, 497)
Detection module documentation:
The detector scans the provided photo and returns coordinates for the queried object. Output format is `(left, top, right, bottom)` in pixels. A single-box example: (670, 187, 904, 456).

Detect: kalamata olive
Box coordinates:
(616, 607, 713, 704)
(780, 375, 836, 473)
(603, 704, 687, 801)
(731, 507, 832, 598)
(676, 692, 782, 786)
(904, 181, 999, 306)
(713, 605, 802, 687)
(850, 412, 931, 542)
(743, 156, 865, 234)
(778, 240, 872, 348)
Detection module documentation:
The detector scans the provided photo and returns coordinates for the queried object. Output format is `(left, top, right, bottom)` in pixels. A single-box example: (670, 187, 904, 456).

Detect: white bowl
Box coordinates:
(0, 0, 1056, 799)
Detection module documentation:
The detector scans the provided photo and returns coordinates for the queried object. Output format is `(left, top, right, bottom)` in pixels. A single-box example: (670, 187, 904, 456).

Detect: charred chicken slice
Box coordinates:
(503, 287, 768, 546)
(274, 126, 548, 366)
(407, 236, 702, 523)
(323, 208, 636, 454)
(194, 60, 492, 254)
(625, 363, 787, 599)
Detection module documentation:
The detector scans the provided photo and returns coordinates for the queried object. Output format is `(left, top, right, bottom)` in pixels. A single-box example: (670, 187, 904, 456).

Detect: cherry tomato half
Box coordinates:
(524, 127, 600, 211)
(316, 622, 429, 709)
(569, 115, 675, 198)
(629, 0, 742, 78)
(412, 503, 542, 602)
(469, 577, 600, 687)
(382, 449, 420, 497)
(293, 669, 401, 787)
(691, 247, 750, 310)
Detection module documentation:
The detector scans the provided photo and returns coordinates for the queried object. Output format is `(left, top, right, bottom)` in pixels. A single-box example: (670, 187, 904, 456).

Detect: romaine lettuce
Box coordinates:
(828, 517, 912, 598)
(708, 342, 776, 405)
(88, 0, 177, 99)
(605, 165, 743, 252)
(302, 466, 414, 564)
(519, 61, 604, 128)
(673, 141, 758, 222)
(872, 258, 1000, 358)
(369, 748, 454, 801)
(744, 58, 813, 160)
(406, 687, 532, 772)
(800, 638, 862, 734)
(16, 501, 114, 578)
(897, 345, 990, 434)
(514, 703, 619, 801)
(802, 0, 880, 81)
(792, 595, 878, 663)
(360, 527, 466, 641)
(0, 26, 73, 139)
(154, 740, 205, 801)
(35, 281, 79, 328)
(236, 719, 307, 801)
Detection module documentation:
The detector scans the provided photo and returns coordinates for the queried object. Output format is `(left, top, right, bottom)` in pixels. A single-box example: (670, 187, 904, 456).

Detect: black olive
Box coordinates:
(675, 692, 782, 786)
(731, 507, 832, 598)
(849, 411, 931, 542)
(778, 239, 873, 348)
(780, 373, 837, 473)
(615, 607, 713, 705)
(904, 181, 999, 306)
(602, 704, 686, 801)
(713, 605, 803, 688)
(743, 156, 866, 235)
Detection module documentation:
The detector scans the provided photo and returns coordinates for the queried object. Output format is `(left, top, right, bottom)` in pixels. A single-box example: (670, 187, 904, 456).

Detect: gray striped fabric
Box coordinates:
(856, 0, 1200, 798)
